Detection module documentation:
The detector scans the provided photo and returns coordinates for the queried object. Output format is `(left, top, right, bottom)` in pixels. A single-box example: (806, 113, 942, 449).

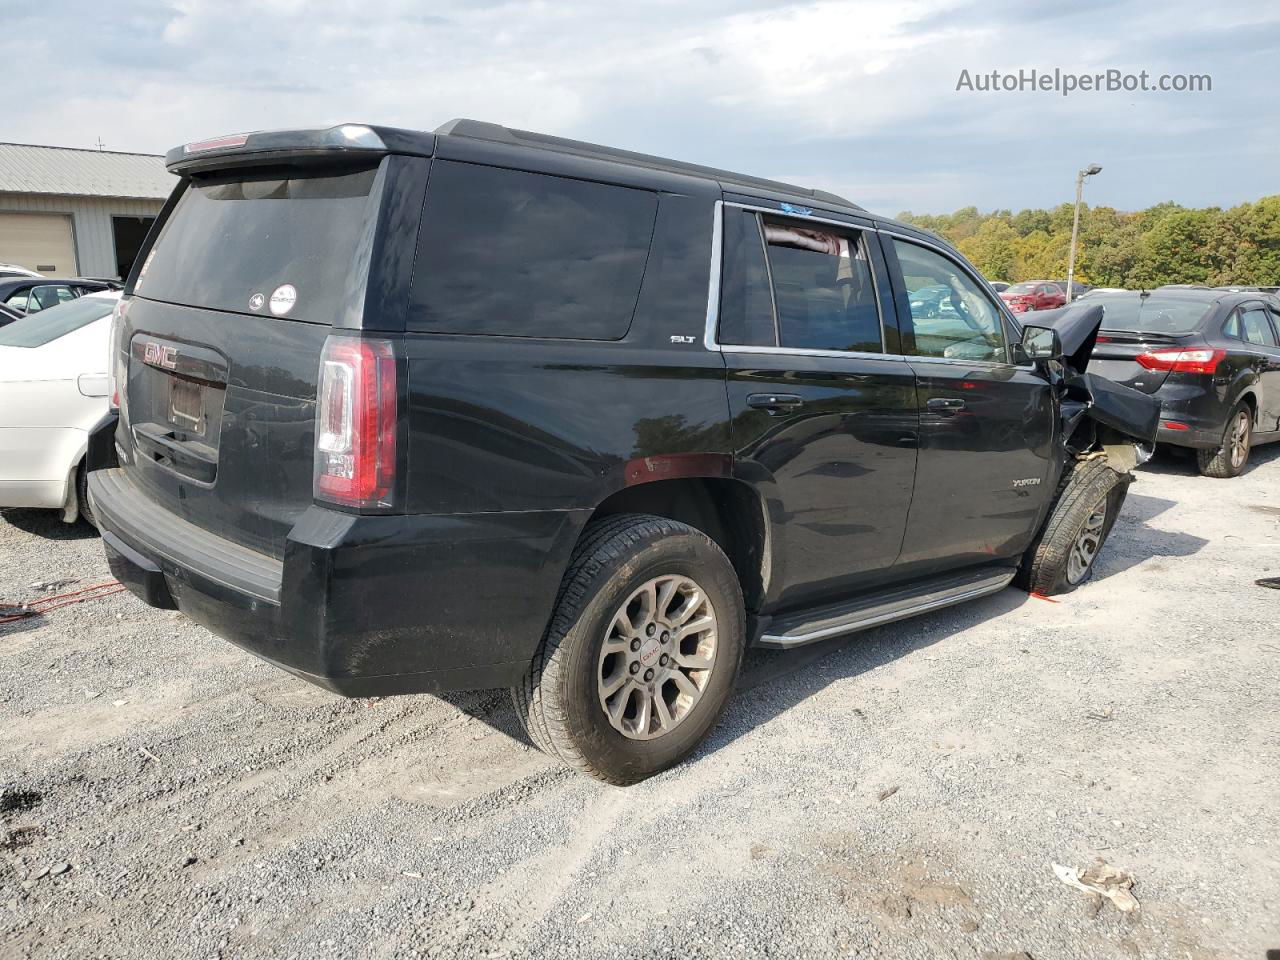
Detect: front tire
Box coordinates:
(1019, 458, 1128, 596)
(513, 514, 745, 785)
(1197, 404, 1252, 478)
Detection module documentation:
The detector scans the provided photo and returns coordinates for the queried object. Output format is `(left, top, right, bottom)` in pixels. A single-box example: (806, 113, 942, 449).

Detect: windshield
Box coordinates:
(1099, 295, 1214, 334)
(0, 296, 114, 348)
(1004, 282, 1040, 295)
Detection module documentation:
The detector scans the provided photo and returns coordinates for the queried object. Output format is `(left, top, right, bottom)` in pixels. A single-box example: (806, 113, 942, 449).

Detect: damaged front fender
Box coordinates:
(1024, 301, 1162, 465)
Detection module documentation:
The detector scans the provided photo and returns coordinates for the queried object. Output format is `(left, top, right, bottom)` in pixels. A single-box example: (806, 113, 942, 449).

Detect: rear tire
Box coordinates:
(513, 514, 745, 785)
(1018, 458, 1128, 596)
(1196, 404, 1252, 478)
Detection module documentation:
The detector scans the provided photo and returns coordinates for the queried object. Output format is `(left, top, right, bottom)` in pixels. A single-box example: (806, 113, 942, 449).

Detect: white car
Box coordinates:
(0, 291, 118, 525)
(0, 263, 42, 280)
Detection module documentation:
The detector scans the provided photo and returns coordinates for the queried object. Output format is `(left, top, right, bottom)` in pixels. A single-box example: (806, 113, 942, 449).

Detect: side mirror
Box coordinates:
(1021, 324, 1062, 361)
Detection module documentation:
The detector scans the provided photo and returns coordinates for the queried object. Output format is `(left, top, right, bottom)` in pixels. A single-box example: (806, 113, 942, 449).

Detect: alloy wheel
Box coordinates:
(1229, 411, 1251, 470)
(596, 575, 718, 741)
(1066, 499, 1109, 585)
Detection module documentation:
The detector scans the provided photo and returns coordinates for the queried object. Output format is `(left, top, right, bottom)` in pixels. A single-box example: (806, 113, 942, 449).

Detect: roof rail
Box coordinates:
(434, 118, 863, 212)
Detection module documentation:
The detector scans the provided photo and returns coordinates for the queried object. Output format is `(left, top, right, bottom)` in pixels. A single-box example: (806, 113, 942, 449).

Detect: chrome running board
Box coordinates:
(758, 566, 1017, 649)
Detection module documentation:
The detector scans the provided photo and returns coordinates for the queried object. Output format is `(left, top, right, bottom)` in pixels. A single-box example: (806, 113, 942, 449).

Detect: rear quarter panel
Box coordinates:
(403, 185, 729, 516)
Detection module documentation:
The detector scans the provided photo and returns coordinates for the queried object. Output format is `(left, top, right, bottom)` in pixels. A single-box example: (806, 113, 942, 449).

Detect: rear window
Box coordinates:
(136, 166, 378, 322)
(1099, 295, 1214, 334)
(0, 295, 114, 348)
(408, 161, 658, 339)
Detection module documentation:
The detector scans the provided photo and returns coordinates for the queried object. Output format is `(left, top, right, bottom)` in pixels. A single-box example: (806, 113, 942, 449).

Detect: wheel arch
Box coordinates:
(586, 476, 770, 615)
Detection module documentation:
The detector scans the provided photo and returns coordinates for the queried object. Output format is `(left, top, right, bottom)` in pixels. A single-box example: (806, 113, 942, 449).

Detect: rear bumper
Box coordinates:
(89, 463, 586, 697)
(1152, 387, 1230, 449)
(1156, 421, 1221, 448)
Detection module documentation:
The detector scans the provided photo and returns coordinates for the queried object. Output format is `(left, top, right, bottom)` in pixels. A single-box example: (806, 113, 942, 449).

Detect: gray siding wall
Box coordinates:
(0, 192, 166, 278)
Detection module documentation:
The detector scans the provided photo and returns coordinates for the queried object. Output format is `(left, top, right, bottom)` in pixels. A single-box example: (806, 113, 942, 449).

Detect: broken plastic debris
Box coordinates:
(1052, 860, 1139, 912)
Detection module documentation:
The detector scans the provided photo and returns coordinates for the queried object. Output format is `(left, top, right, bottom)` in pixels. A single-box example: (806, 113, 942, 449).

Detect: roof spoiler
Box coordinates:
(165, 124, 434, 175)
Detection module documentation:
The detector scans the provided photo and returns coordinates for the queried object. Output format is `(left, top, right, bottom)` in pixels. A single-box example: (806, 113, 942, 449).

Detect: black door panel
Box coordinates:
(898, 360, 1055, 568)
(726, 353, 918, 610)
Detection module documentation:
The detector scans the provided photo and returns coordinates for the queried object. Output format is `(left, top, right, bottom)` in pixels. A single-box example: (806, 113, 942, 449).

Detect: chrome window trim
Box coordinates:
(879, 228, 1018, 366)
(704, 199, 894, 360)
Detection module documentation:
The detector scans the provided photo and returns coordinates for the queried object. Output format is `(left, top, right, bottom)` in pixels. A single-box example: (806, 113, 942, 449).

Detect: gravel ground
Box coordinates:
(2, 447, 1279, 960)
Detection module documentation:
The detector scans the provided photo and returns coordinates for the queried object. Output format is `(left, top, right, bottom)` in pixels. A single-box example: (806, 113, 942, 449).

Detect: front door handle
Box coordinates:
(747, 393, 805, 415)
(927, 397, 966, 414)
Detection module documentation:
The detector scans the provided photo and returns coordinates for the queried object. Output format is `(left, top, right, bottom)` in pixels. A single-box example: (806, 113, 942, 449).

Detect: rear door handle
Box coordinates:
(747, 393, 805, 415)
(927, 397, 966, 413)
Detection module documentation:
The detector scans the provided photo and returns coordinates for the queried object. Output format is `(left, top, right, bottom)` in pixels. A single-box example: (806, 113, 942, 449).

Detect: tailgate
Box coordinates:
(115, 162, 384, 561)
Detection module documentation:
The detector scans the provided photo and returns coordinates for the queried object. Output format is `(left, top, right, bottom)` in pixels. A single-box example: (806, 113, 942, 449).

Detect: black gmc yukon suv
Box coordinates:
(88, 121, 1158, 784)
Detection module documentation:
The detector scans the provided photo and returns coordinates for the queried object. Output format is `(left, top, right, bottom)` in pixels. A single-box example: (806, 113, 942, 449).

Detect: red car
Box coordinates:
(1001, 280, 1067, 314)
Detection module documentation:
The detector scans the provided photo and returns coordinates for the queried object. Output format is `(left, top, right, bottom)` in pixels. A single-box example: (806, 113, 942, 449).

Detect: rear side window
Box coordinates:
(1240, 307, 1278, 346)
(717, 208, 776, 346)
(408, 161, 658, 339)
(136, 166, 379, 322)
(764, 219, 882, 353)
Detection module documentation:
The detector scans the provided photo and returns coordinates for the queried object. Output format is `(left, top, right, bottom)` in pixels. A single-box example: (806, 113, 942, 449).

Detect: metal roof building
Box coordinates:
(0, 143, 173, 281)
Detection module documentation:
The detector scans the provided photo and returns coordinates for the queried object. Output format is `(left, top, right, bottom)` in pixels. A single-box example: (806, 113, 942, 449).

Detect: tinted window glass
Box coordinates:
(409, 161, 658, 339)
(0, 295, 114, 347)
(718, 208, 775, 346)
(1097, 295, 1213, 334)
(28, 285, 76, 312)
(763, 219, 881, 353)
(893, 239, 1006, 362)
(137, 167, 378, 322)
(1241, 307, 1278, 346)
(1223, 313, 1243, 339)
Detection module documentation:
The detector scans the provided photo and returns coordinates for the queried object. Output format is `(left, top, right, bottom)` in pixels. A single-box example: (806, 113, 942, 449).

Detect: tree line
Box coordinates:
(896, 196, 1280, 288)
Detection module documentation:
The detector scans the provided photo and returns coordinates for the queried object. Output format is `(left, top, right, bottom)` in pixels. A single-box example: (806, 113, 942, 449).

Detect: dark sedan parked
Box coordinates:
(0, 277, 112, 325)
(1087, 289, 1280, 477)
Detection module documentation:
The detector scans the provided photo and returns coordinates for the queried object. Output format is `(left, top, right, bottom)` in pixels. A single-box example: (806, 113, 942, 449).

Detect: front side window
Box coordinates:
(762, 218, 882, 353)
(893, 239, 1007, 363)
(1240, 307, 1278, 346)
(409, 161, 658, 340)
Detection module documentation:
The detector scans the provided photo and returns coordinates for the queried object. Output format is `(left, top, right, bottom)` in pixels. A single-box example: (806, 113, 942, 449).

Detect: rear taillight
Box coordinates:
(1135, 348, 1225, 375)
(314, 337, 397, 508)
(107, 297, 131, 411)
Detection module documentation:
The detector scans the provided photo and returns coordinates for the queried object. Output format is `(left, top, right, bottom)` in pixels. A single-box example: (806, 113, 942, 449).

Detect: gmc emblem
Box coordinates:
(143, 342, 178, 370)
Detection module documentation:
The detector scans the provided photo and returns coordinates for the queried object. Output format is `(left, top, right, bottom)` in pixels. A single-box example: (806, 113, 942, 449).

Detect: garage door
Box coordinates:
(0, 212, 77, 274)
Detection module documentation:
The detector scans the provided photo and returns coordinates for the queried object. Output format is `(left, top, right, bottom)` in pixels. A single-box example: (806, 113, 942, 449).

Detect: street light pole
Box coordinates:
(1066, 163, 1102, 301)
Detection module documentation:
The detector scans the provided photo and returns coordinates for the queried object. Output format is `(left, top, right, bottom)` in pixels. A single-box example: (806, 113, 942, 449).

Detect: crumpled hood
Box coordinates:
(1023, 302, 1104, 375)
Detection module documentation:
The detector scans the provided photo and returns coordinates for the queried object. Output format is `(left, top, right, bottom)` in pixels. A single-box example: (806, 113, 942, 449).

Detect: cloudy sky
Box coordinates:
(7, 0, 1278, 215)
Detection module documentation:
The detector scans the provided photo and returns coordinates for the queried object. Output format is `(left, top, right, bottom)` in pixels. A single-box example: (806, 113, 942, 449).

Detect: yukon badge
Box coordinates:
(1011, 477, 1042, 488)
(143, 341, 178, 370)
